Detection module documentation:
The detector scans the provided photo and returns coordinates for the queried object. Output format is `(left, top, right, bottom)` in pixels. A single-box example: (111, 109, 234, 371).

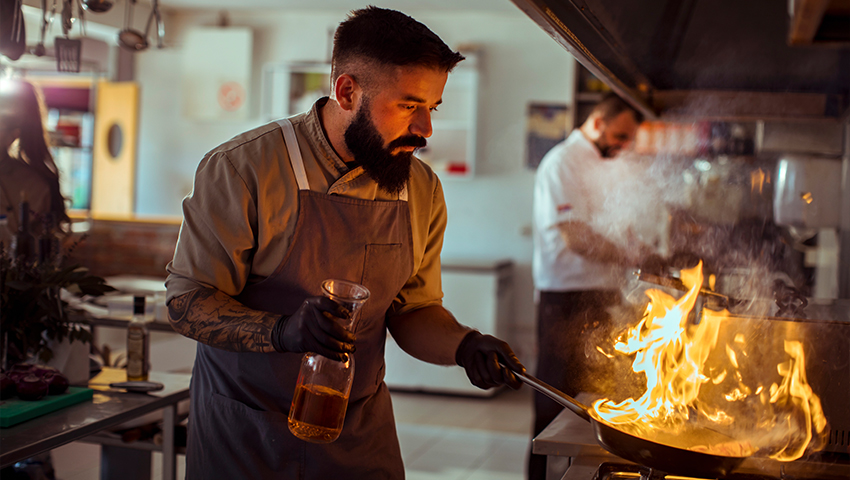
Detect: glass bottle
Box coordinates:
(37, 213, 59, 267)
(0, 214, 11, 258)
(288, 279, 370, 444)
(10, 200, 36, 266)
(126, 296, 150, 381)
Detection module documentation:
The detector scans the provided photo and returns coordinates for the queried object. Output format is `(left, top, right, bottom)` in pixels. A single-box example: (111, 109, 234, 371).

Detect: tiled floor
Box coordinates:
(45, 386, 535, 480)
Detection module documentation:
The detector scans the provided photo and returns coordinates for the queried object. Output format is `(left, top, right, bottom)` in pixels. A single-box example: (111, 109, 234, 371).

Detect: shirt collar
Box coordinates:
(569, 129, 605, 160)
(303, 97, 380, 197)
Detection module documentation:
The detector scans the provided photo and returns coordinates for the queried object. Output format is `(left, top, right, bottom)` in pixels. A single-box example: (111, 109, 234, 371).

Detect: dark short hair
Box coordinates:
(591, 92, 644, 124)
(331, 6, 465, 84)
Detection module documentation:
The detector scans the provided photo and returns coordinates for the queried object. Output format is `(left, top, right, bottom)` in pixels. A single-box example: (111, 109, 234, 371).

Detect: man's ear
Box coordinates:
(333, 74, 360, 112)
(592, 115, 605, 133)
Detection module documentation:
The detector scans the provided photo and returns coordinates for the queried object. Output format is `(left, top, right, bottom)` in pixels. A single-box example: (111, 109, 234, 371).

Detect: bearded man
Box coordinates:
(165, 7, 523, 479)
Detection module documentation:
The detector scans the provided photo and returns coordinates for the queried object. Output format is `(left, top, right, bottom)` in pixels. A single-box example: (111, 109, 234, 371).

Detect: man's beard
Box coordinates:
(596, 137, 617, 158)
(343, 102, 426, 196)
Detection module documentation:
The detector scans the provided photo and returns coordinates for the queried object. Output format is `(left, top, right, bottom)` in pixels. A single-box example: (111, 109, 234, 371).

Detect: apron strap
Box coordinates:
(276, 118, 409, 201)
(276, 118, 310, 191)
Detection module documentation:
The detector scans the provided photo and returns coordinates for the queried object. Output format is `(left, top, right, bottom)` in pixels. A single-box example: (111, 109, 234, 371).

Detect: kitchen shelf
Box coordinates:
(572, 62, 612, 128)
(48, 109, 94, 210)
(261, 62, 332, 120)
(419, 54, 479, 179)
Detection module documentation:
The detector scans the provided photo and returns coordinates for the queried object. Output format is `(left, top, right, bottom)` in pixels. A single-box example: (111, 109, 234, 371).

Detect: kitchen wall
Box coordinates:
(129, 6, 576, 363)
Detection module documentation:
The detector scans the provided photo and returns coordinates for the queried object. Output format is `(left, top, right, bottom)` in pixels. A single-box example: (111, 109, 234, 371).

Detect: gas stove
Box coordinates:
(534, 410, 850, 480)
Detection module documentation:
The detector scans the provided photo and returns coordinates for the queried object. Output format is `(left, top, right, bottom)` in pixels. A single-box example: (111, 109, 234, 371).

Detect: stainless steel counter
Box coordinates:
(534, 410, 850, 479)
(1, 369, 190, 480)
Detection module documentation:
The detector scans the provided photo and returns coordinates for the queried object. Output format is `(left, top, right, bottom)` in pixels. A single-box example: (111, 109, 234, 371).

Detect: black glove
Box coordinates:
(271, 296, 355, 361)
(455, 330, 524, 390)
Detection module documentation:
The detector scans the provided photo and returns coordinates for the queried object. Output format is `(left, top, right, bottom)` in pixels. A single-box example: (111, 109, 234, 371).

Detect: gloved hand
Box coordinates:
(271, 296, 356, 361)
(455, 330, 525, 390)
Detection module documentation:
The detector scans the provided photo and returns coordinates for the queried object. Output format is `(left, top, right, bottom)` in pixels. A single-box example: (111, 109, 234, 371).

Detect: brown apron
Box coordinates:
(186, 118, 414, 479)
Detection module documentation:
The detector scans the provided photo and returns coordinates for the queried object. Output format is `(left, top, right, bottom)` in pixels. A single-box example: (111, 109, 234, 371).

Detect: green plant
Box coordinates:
(1, 238, 116, 365)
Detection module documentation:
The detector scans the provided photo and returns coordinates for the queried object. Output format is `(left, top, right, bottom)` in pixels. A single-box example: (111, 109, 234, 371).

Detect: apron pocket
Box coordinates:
(361, 243, 403, 294)
(207, 392, 303, 475)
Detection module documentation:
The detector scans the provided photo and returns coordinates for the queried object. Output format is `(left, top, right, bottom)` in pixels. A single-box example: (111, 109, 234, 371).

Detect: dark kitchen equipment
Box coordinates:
(512, 368, 747, 478)
(509, 0, 850, 121)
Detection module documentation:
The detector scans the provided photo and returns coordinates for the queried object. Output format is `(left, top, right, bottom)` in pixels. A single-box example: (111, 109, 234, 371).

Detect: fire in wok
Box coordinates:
(592, 262, 828, 461)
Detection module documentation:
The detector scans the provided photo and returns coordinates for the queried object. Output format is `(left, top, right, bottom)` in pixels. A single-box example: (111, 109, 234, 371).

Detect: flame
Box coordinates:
(591, 262, 827, 460)
(750, 168, 767, 194)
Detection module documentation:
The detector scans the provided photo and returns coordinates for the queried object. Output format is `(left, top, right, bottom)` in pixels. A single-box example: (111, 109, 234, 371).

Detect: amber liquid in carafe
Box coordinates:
(288, 383, 349, 443)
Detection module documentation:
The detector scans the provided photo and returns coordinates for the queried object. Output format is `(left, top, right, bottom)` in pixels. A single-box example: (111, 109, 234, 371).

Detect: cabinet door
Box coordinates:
(91, 81, 139, 216)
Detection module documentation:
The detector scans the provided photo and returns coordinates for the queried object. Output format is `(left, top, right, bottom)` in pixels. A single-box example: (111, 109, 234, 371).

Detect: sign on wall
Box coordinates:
(525, 103, 569, 169)
(182, 27, 253, 121)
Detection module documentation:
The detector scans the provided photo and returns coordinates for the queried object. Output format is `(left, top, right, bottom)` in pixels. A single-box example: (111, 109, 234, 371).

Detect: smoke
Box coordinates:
(582, 152, 690, 260)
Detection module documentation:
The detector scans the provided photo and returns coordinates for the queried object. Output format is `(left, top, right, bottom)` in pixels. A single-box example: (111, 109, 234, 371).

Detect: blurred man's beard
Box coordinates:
(595, 137, 617, 158)
(344, 101, 425, 196)
(599, 145, 617, 158)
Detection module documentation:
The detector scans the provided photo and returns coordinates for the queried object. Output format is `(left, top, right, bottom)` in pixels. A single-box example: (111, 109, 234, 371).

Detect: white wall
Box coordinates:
(132, 7, 576, 362)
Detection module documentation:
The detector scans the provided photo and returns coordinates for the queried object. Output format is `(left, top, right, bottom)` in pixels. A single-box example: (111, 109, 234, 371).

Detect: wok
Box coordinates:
(514, 369, 747, 477)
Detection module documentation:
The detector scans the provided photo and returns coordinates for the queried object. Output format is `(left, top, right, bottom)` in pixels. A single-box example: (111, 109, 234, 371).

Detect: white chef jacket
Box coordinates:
(532, 129, 633, 292)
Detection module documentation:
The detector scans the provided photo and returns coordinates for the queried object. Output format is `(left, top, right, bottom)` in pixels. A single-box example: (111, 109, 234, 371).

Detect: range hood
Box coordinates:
(510, 0, 850, 121)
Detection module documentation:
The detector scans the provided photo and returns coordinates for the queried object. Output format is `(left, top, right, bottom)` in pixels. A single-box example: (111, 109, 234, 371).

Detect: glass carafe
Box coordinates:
(288, 279, 370, 443)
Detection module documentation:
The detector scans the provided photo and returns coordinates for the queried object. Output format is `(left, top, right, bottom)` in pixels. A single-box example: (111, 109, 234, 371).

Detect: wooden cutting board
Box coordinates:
(0, 387, 94, 428)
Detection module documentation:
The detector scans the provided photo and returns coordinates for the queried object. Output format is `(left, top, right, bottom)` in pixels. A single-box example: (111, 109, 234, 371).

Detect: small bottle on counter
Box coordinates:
(37, 213, 60, 267)
(126, 296, 150, 382)
(10, 198, 36, 266)
(0, 214, 11, 257)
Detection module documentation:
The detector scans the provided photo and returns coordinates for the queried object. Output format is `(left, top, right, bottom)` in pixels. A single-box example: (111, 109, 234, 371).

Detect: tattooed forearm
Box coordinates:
(168, 288, 280, 353)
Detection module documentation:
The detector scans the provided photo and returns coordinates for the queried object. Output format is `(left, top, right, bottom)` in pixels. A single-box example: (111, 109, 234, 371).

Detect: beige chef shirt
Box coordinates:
(165, 98, 446, 317)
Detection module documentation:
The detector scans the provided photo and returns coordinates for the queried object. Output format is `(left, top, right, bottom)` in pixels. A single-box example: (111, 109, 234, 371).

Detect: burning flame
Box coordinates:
(592, 262, 827, 460)
(750, 168, 767, 195)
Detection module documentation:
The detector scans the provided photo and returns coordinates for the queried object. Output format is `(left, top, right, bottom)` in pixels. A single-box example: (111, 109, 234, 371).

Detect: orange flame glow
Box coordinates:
(591, 262, 827, 460)
(750, 168, 767, 195)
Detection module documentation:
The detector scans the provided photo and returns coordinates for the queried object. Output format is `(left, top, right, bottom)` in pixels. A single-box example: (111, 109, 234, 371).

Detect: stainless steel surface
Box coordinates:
(509, 0, 850, 120)
(515, 369, 747, 477)
(0, 369, 190, 476)
(538, 410, 850, 479)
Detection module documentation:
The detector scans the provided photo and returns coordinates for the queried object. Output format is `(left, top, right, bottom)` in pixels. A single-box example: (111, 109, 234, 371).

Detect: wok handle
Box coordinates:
(503, 365, 592, 422)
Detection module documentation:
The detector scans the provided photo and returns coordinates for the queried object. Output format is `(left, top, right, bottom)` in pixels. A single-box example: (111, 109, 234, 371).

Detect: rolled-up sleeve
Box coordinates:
(165, 151, 257, 303)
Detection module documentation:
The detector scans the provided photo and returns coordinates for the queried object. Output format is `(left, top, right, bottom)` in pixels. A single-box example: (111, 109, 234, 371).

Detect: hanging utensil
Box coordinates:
(147, 0, 164, 49)
(118, 0, 147, 51)
(61, 0, 74, 36)
(81, 0, 113, 13)
(0, 0, 26, 60)
(507, 367, 748, 478)
(32, 0, 49, 56)
(76, 0, 87, 36)
(55, 0, 81, 72)
(55, 36, 81, 72)
(11, 0, 24, 43)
